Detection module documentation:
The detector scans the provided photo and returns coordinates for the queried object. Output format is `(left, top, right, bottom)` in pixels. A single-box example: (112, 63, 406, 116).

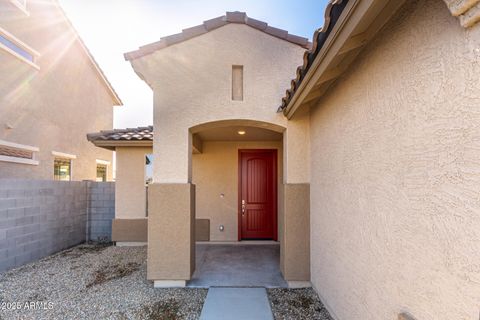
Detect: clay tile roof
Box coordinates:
(124, 12, 311, 61)
(278, 0, 349, 113)
(87, 126, 153, 142)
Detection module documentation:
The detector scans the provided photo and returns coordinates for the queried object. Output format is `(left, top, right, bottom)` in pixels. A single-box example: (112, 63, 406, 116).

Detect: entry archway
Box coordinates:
(148, 118, 310, 288)
(189, 119, 285, 243)
(188, 119, 287, 287)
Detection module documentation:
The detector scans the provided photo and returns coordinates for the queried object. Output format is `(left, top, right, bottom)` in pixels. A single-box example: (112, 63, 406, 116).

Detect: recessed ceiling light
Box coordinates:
(237, 130, 246, 135)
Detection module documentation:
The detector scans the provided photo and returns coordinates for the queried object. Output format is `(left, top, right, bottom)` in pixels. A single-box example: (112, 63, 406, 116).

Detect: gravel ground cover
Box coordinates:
(268, 288, 334, 320)
(0, 244, 333, 320)
(0, 244, 207, 320)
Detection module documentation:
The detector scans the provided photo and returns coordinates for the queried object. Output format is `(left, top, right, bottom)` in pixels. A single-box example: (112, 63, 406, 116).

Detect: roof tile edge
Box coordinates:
(87, 125, 154, 142)
(124, 12, 310, 61)
(277, 0, 349, 114)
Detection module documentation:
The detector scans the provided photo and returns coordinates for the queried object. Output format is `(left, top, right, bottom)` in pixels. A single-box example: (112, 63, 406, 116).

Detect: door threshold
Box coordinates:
(196, 240, 279, 245)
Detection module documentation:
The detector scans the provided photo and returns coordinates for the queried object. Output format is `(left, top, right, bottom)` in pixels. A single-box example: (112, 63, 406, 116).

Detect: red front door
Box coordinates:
(238, 149, 277, 240)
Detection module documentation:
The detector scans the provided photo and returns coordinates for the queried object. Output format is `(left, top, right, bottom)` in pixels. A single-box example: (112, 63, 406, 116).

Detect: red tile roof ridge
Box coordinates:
(124, 12, 311, 61)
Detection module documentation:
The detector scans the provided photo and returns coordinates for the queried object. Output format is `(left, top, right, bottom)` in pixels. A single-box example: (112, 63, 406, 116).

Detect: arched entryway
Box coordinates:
(188, 119, 286, 287)
(148, 118, 310, 288)
(189, 119, 285, 242)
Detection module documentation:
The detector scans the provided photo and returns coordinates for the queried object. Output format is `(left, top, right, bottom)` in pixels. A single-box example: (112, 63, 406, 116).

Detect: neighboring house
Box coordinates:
(0, 0, 121, 181)
(88, 1, 480, 319)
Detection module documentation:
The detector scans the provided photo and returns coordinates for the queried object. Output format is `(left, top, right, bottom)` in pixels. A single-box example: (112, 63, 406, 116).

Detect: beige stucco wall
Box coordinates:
(147, 183, 195, 281)
(112, 218, 148, 242)
(0, 1, 115, 180)
(281, 183, 310, 281)
(115, 147, 152, 219)
(192, 141, 283, 241)
(309, 1, 480, 319)
(130, 23, 309, 184)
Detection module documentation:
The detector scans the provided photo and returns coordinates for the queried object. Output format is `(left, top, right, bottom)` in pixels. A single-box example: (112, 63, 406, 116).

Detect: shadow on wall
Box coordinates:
(0, 179, 115, 272)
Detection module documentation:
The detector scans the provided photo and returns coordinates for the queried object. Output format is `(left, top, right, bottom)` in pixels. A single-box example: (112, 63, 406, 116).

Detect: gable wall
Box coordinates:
(131, 23, 309, 183)
(0, 0, 114, 180)
(309, 0, 480, 318)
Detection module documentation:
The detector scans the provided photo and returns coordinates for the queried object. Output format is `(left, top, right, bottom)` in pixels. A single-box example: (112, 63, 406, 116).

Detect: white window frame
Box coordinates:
(96, 159, 110, 166)
(0, 139, 39, 165)
(9, 0, 29, 16)
(0, 26, 39, 69)
(52, 151, 76, 181)
(96, 159, 110, 182)
(51, 151, 77, 159)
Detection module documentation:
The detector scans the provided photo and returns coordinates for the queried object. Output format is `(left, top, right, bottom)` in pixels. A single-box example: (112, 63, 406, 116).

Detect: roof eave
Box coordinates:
(53, 0, 123, 106)
(124, 12, 311, 62)
(87, 126, 154, 150)
(90, 140, 153, 150)
(282, 0, 407, 119)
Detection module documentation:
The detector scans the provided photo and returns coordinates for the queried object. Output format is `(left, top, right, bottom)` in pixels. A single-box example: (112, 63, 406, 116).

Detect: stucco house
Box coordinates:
(0, 0, 121, 181)
(88, 0, 480, 319)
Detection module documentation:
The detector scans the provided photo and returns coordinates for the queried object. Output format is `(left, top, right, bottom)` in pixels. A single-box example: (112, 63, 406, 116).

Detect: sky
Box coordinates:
(58, 0, 329, 129)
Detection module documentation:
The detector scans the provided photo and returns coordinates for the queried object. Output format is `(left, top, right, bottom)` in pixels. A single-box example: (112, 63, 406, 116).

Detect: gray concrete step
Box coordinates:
(188, 244, 287, 288)
(200, 287, 274, 320)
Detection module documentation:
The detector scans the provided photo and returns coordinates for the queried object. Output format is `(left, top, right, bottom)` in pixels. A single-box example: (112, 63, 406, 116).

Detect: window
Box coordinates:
(0, 27, 39, 68)
(52, 151, 75, 181)
(54, 158, 71, 181)
(0, 145, 31, 159)
(0, 34, 33, 61)
(0, 139, 39, 165)
(10, 0, 27, 12)
(145, 154, 153, 185)
(13, 0, 27, 7)
(144, 154, 153, 217)
(232, 65, 243, 101)
(96, 164, 107, 182)
(96, 159, 110, 182)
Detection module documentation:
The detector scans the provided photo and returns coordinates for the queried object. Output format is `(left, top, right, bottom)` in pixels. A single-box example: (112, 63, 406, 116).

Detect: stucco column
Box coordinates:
(153, 117, 192, 184)
(147, 183, 195, 287)
(281, 112, 311, 287)
(283, 112, 310, 184)
(281, 183, 310, 286)
(148, 109, 195, 286)
(112, 147, 151, 244)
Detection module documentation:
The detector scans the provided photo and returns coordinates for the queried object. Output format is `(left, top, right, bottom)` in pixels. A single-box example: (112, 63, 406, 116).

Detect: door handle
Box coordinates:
(241, 199, 245, 215)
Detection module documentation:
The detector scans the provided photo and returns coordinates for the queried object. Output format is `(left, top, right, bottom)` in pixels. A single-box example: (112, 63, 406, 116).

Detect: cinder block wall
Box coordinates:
(0, 179, 115, 272)
(87, 182, 115, 242)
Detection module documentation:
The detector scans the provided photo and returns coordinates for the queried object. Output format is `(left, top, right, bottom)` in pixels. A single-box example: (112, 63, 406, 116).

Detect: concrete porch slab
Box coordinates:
(188, 244, 287, 288)
(196, 240, 279, 245)
(199, 287, 273, 320)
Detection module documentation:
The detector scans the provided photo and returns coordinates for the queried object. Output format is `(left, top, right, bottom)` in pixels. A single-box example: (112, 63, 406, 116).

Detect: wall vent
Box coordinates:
(0, 145, 33, 159)
(0, 139, 38, 165)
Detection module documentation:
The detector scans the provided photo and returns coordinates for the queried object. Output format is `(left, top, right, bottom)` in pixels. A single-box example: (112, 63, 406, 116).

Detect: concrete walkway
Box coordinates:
(188, 244, 287, 287)
(200, 287, 273, 320)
